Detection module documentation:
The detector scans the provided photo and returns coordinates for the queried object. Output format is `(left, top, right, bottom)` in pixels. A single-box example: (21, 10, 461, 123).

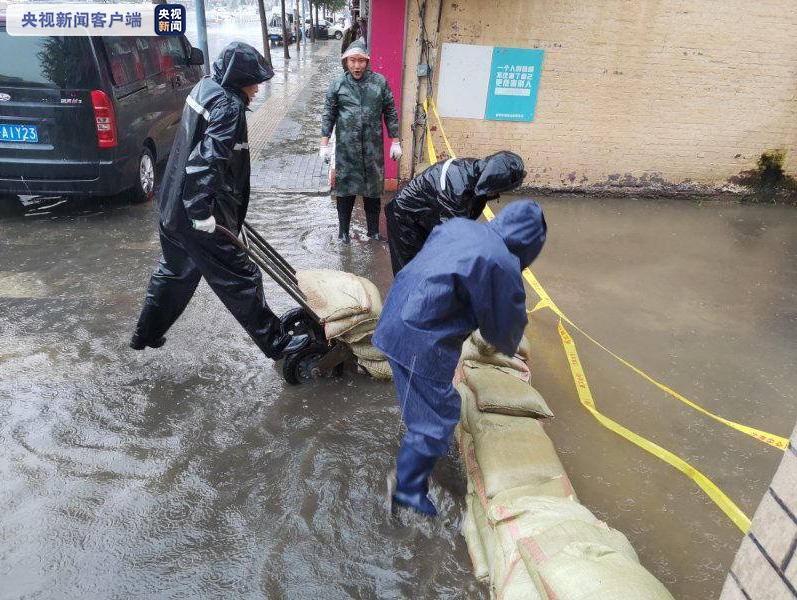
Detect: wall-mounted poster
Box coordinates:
(437, 43, 545, 123)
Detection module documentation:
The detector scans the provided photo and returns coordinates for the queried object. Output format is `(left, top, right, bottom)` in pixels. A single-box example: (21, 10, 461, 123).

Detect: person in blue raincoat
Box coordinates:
(373, 200, 547, 517)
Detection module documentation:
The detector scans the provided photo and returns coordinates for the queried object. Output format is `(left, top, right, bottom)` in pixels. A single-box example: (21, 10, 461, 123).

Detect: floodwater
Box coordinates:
(2, 192, 795, 599)
(0, 192, 478, 599)
(515, 195, 797, 598)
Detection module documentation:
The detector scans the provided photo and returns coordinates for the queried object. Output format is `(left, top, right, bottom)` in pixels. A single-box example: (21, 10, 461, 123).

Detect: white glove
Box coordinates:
(192, 215, 216, 233)
(319, 144, 332, 162)
(389, 140, 402, 161)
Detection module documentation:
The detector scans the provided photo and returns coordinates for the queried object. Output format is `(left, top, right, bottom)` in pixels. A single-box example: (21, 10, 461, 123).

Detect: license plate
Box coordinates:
(0, 124, 39, 143)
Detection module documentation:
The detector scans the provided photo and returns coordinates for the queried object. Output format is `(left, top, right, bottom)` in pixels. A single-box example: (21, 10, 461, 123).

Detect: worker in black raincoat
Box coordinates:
(384, 151, 526, 274)
(373, 200, 547, 517)
(130, 42, 308, 359)
(320, 40, 401, 243)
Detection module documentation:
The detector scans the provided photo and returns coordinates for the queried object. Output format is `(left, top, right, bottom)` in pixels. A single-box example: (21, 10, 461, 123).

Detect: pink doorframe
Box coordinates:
(368, 0, 407, 191)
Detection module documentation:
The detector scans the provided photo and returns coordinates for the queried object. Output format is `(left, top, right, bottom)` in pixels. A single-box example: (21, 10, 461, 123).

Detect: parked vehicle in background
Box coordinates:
(322, 19, 344, 40)
(0, 21, 204, 205)
(269, 14, 297, 46)
(305, 20, 331, 40)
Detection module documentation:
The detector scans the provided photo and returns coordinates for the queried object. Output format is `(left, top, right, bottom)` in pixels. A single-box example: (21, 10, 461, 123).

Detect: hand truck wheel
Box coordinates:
(280, 307, 318, 337)
(283, 343, 344, 385)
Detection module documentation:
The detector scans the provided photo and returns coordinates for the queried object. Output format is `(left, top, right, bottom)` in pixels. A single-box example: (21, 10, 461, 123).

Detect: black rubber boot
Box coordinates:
(129, 334, 166, 350)
(364, 196, 381, 239)
(269, 333, 310, 358)
(336, 195, 355, 243)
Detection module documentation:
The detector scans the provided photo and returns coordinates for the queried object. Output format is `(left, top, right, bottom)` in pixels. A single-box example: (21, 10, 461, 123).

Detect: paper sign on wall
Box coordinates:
(437, 43, 545, 122)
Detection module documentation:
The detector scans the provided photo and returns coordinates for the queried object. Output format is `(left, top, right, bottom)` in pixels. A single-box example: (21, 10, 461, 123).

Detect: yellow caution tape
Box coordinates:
(420, 100, 784, 531)
(428, 98, 456, 158)
(421, 99, 437, 164)
(556, 320, 752, 533)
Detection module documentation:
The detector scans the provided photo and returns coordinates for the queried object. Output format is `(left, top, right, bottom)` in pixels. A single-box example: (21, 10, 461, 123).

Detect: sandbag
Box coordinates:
(464, 494, 490, 581)
(488, 497, 599, 599)
(330, 317, 379, 342)
(358, 358, 392, 380)
(463, 363, 553, 419)
(297, 269, 372, 323)
(472, 418, 567, 499)
(349, 338, 386, 361)
(488, 494, 596, 528)
(493, 561, 547, 600)
(517, 520, 637, 566)
(455, 380, 477, 434)
(325, 316, 378, 340)
(471, 330, 532, 362)
(461, 339, 530, 378)
(524, 542, 675, 600)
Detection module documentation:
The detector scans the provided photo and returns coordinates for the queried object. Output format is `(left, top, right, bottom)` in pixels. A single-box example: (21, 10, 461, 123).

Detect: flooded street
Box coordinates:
(1, 21, 796, 600)
(0, 191, 477, 599)
(2, 191, 795, 598)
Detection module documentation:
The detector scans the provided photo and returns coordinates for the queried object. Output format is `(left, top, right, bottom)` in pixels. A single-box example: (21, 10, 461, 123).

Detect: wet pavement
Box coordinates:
(0, 190, 476, 599)
(1, 21, 797, 600)
(3, 189, 796, 599)
(515, 195, 797, 598)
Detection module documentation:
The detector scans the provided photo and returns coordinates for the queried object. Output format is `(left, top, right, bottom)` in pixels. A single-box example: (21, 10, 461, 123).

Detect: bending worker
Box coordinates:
(384, 151, 526, 275)
(131, 43, 308, 359)
(320, 40, 401, 243)
(373, 200, 547, 517)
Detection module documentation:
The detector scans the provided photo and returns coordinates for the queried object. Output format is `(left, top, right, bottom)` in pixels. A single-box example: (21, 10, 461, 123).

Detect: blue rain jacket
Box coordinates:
(373, 200, 547, 382)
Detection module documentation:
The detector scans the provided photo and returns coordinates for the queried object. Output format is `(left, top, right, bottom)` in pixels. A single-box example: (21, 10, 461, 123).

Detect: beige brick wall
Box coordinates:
(720, 424, 797, 599)
(399, 0, 797, 191)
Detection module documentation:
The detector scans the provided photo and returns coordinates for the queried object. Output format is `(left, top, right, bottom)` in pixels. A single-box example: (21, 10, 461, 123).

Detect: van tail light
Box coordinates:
(90, 89, 117, 149)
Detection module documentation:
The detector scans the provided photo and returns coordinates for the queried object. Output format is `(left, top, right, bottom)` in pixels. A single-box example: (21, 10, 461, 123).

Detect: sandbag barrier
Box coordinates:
(296, 269, 392, 380)
(455, 331, 674, 599)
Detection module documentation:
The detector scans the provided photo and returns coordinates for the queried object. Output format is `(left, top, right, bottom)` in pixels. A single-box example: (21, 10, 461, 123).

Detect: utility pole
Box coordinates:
(194, 0, 210, 75)
(257, 0, 273, 66)
(280, 0, 290, 59)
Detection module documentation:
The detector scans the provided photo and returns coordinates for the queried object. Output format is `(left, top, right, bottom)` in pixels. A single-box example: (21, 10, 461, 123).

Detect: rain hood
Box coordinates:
(488, 200, 547, 268)
(212, 42, 274, 90)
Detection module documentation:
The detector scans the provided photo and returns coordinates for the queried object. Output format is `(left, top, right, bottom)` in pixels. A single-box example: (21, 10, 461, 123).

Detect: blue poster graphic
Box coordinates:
(484, 47, 545, 122)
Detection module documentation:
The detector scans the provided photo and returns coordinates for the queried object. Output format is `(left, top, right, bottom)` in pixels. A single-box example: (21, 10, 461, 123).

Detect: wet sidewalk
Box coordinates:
(247, 42, 336, 193)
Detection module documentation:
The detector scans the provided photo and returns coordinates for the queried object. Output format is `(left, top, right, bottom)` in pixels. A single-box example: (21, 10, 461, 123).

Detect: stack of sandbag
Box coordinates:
(296, 269, 391, 380)
(456, 331, 674, 600)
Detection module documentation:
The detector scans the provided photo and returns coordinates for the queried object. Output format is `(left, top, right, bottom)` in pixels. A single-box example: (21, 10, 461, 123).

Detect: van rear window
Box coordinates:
(0, 30, 98, 88)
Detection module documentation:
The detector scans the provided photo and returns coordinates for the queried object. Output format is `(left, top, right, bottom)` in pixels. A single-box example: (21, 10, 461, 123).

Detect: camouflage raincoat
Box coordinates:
(321, 69, 400, 198)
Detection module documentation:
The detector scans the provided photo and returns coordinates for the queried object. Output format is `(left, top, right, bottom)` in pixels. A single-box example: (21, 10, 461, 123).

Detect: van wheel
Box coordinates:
(130, 147, 156, 204)
(334, 31, 342, 40)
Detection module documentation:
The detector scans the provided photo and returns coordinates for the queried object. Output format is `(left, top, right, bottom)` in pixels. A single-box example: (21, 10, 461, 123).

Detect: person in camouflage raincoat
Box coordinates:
(320, 40, 401, 243)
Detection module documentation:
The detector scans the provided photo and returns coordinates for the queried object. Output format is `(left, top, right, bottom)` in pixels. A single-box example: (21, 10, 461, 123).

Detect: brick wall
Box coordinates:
(398, 0, 797, 191)
(720, 424, 797, 600)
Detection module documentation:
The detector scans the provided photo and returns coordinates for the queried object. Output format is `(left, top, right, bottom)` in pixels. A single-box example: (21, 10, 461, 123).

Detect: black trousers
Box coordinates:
(384, 200, 427, 276)
(133, 224, 283, 358)
(336, 195, 381, 236)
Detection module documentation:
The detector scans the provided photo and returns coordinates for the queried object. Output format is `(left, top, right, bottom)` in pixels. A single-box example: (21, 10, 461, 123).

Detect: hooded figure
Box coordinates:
(130, 43, 308, 359)
(320, 40, 401, 243)
(373, 200, 547, 517)
(384, 151, 526, 275)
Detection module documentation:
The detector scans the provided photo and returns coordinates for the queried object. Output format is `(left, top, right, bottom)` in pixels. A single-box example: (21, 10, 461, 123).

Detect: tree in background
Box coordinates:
(280, 0, 290, 59)
(295, 0, 301, 52)
(314, 0, 345, 22)
(256, 0, 273, 66)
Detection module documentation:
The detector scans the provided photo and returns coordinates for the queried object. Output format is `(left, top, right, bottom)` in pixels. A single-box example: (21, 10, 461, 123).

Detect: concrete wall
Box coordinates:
(398, 0, 797, 191)
(720, 424, 797, 600)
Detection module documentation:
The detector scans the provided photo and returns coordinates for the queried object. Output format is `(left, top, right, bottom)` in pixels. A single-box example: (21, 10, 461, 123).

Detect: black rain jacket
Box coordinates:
(386, 151, 526, 267)
(159, 42, 273, 233)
